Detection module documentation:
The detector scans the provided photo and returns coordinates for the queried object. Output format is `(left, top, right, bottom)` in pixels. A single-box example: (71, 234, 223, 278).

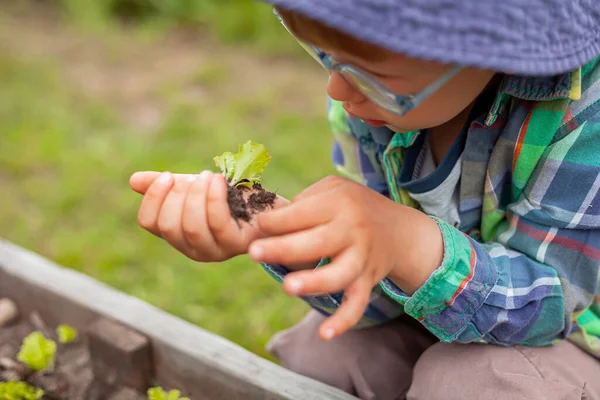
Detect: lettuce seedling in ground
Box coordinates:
(17, 332, 56, 372)
(56, 324, 78, 344)
(0, 381, 44, 400)
(213, 141, 277, 222)
(148, 386, 190, 400)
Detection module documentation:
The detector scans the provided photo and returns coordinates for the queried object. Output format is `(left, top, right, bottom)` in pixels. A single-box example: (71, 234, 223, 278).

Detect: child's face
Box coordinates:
(320, 43, 496, 132)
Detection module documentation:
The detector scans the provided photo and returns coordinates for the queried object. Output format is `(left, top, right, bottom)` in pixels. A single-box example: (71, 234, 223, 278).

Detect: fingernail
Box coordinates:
(198, 170, 211, 181)
(323, 328, 335, 341)
(287, 278, 303, 295)
(157, 172, 172, 184)
(187, 174, 197, 182)
(250, 245, 264, 260)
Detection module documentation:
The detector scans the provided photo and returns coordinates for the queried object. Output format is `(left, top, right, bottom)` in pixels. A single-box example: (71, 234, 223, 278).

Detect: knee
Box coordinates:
(408, 342, 562, 400)
(408, 343, 494, 400)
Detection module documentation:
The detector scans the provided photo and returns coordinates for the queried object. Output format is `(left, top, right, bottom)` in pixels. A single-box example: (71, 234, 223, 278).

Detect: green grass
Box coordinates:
(0, 14, 332, 360)
(55, 0, 302, 56)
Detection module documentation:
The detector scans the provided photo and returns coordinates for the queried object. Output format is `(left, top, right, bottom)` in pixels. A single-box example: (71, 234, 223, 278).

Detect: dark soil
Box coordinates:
(0, 319, 145, 400)
(247, 184, 277, 213)
(227, 183, 277, 223)
(227, 185, 251, 222)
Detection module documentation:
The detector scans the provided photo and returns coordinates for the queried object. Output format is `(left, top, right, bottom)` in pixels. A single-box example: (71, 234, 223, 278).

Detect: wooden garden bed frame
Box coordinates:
(0, 239, 355, 400)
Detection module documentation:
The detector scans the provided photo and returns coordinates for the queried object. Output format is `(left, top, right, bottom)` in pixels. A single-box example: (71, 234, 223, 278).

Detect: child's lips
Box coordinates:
(363, 119, 388, 127)
(343, 106, 388, 127)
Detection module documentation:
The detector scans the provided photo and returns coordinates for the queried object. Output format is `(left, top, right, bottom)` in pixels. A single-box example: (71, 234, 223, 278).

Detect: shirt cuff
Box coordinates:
(261, 258, 345, 314)
(261, 258, 405, 328)
(379, 217, 498, 341)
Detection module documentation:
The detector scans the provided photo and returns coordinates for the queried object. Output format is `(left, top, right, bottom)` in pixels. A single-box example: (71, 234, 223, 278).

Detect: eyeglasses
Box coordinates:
(274, 9, 462, 117)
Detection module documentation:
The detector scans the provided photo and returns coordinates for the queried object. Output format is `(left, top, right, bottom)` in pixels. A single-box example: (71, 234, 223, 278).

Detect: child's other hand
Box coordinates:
(248, 175, 443, 341)
(130, 171, 289, 262)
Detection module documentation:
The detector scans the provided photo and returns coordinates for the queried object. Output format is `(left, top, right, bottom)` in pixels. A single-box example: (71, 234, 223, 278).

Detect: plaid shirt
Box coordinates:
(263, 58, 600, 358)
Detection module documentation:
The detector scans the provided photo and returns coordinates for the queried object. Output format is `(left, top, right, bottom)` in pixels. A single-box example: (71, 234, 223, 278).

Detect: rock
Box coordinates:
(0, 298, 19, 328)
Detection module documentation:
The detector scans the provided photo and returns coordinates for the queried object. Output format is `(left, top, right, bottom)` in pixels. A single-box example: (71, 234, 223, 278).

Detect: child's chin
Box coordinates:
(387, 125, 412, 133)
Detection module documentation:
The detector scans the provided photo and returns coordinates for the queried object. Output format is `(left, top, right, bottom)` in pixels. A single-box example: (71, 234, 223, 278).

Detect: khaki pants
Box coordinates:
(267, 311, 600, 400)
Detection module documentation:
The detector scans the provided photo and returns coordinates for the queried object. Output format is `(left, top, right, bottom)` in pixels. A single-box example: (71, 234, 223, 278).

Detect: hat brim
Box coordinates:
(264, 0, 600, 76)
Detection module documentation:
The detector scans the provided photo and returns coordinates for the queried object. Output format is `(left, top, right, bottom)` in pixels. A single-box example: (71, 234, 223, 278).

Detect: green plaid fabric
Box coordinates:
(263, 58, 600, 358)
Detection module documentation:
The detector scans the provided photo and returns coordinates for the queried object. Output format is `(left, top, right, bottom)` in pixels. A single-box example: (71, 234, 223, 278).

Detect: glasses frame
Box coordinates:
(274, 9, 462, 117)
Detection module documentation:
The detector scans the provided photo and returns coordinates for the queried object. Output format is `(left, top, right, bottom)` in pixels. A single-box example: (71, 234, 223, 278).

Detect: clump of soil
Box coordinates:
(227, 183, 276, 223)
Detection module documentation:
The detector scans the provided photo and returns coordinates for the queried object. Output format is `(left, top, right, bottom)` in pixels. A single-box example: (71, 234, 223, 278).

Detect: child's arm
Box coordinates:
(252, 108, 600, 345)
(258, 99, 410, 331)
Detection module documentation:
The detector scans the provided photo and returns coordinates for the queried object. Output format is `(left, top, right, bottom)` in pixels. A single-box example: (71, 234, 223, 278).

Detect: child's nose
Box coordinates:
(327, 72, 366, 104)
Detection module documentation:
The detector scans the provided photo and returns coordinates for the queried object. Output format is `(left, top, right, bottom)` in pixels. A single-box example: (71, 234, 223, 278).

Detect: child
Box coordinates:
(130, 0, 600, 398)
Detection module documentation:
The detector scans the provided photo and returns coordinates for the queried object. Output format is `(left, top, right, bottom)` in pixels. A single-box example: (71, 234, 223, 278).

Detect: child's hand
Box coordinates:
(130, 171, 289, 262)
(248, 175, 444, 340)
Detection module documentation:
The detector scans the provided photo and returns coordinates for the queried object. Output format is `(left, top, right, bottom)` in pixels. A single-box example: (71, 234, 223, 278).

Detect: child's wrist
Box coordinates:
(387, 210, 444, 295)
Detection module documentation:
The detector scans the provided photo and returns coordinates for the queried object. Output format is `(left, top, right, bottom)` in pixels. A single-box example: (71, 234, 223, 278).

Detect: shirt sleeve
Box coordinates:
(380, 120, 600, 346)
(327, 98, 390, 195)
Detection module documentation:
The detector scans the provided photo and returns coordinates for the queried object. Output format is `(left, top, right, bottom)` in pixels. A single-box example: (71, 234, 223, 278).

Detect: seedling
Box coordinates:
(16, 332, 56, 372)
(0, 381, 44, 400)
(56, 324, 78, 344)
(214, 141, 277, 222)
(147, 386, 190, 400)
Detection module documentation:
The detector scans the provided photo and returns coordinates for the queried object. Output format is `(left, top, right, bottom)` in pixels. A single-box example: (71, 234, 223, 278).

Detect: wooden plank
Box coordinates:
(0, 239, 356, 400)
(87, 318, 153, 392)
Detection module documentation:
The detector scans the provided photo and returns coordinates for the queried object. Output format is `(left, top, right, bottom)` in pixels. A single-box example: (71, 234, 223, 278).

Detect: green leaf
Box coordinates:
(17, 332, 57, 372)
(214, 152, 236, 182)
(213, 140, 271, 189)
(0, 381, 44, 400)
(147, 387, 190, 400)
(56, 324, 78, 344)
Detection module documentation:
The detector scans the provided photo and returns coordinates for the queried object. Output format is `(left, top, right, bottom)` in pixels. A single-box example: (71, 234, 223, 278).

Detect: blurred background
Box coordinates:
(0, 0, 332, 360)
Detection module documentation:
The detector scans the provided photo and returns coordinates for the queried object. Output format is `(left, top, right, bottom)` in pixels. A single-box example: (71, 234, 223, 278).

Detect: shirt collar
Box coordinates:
(485, 69, 581, 126)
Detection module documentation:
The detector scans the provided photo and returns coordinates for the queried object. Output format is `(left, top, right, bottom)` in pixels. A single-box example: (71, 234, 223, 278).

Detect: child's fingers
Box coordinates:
(206, 174, 246, 256)
(256, 193, 335, 236)
(318, 278, 371, 341)
(137, 172, 174, 236)
(272, 195, 291, 209)
(130, 171, 205, 195)
(248, 223, 346, 266)
(280, 249, 363, 296)
(181, 171, 221, 259)
(156, 174, 195, 253)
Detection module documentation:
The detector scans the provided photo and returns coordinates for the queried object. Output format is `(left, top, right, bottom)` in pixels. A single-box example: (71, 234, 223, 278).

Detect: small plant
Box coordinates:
(213, 140, 271, 189)
(147, 386, 190, 400)
(56, 324, 78, 344)
(0, 381, 44, 400)
(16, 332, 57, 372)
(214, 141, 277, 222)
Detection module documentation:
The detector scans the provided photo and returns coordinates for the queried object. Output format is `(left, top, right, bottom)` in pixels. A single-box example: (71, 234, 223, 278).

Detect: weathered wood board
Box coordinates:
(0, 239, 356, 400)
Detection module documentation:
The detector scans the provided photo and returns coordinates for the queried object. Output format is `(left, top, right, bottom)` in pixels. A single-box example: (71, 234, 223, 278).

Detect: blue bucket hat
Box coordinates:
(261, 0, 600, 76)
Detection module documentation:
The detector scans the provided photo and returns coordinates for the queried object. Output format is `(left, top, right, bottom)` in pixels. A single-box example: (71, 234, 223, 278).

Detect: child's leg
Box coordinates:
(267, 310, 437, 400)
(408, 339, 600, 400)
